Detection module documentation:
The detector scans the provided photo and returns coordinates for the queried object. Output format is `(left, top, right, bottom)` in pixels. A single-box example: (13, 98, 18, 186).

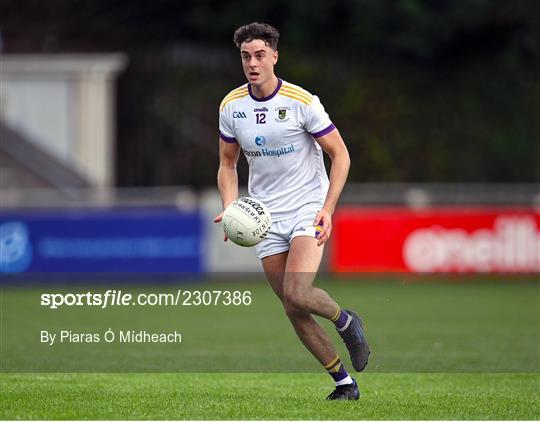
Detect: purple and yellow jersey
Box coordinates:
(219, 79, 335, 221)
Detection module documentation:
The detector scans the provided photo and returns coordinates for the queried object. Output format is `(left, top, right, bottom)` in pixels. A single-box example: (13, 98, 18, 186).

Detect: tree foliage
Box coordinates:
(2, 0, 538, 185)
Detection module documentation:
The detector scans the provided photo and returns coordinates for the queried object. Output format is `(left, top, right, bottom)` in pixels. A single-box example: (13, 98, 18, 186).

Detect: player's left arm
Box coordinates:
(313, 128, 350, 246)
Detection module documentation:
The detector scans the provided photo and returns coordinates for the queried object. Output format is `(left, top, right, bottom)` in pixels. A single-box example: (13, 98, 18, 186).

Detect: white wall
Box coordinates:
(1, 54, 127, 188)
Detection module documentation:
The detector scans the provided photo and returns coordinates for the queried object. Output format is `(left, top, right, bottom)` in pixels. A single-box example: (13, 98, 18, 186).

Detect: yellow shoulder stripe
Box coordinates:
(223, 89, 248, 100)
(281, 85, 313, 101)
(280, 88, 312, 104)
(222, 88, 248, 102)
(281, 84, 311, 95)
(221, 86, 248, 102)
(227, 84, 248, 94)
(220, 90, 248, 110)
(279, 91, 311, 105)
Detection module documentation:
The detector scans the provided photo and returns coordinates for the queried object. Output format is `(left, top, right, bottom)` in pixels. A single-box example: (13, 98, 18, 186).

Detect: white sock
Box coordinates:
(335, 375, 353, 386)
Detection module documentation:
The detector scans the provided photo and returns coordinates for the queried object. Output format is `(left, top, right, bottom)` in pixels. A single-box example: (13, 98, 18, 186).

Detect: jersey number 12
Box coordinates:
(256, 113, 266, 124)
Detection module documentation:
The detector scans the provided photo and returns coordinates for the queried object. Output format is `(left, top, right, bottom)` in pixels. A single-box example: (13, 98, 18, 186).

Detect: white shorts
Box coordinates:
(255, 203, 323, 260)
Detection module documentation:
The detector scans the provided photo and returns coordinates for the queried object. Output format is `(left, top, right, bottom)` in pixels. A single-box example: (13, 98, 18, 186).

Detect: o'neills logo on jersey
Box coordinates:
(244, 144, 296, 158)
(403, 216, 540, 272)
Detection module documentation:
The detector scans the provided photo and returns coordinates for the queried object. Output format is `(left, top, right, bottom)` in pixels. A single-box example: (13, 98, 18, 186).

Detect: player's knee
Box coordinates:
(283, 302, 299, 318)
(283, 302, 310, 324)
(283, 288, 309, 312)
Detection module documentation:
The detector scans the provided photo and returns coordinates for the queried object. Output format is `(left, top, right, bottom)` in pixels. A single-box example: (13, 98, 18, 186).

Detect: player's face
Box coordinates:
(240, 39, 278, 87)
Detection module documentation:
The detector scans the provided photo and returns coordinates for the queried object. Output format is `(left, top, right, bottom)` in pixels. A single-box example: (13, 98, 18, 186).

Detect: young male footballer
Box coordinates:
(214, 22, 370, 400)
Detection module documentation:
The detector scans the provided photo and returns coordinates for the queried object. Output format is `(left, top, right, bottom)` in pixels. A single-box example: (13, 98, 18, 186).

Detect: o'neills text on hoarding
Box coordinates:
(331, 208, 540, 274)
(403, 216, 540, 273)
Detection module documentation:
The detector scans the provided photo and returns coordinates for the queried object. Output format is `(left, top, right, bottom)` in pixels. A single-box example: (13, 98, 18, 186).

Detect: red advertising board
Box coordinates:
(331, 207, 540, 273)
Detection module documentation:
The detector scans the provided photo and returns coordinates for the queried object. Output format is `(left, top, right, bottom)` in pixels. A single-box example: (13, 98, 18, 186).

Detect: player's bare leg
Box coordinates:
(262, 241, 359, 400)
(260, 250, 288, 298)
(283, 236, 341, 319)
(262, 248, 338, 365)
(285, 236, 370, 373)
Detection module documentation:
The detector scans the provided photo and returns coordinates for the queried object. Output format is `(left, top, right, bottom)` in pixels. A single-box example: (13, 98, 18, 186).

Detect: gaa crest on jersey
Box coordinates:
(275, 106, 290, 122)
(232, 111, 247, 118)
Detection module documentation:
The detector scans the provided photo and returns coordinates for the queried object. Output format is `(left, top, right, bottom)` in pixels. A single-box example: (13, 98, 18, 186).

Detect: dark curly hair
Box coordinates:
(233, 22, 280, 50)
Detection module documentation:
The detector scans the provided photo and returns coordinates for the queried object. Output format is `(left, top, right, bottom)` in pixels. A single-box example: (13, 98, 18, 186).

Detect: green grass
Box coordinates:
(1, 373, 539, 419)
(1, 277, 539, 419)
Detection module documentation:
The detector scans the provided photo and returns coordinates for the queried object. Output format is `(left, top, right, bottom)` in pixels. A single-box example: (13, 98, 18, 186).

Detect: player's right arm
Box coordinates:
(214, 139, 241, 240)
(215, 86, 247, 235)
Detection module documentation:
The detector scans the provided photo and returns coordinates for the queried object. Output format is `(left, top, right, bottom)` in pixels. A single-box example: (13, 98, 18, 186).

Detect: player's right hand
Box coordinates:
(213, 212, 228, 241)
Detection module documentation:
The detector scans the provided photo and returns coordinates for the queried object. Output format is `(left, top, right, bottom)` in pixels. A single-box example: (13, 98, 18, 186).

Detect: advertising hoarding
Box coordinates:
(331, 208, 540, 273)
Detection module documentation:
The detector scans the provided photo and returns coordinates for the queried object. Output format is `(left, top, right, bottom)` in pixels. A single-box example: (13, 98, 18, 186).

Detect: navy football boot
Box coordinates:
(337, 310, 370, 372)
(325, 378, 360, 401)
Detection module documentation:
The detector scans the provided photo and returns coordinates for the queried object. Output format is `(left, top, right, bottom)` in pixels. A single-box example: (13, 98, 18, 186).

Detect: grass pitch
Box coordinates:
(1, 373, 538, 419)
(1, 277, 539, 419)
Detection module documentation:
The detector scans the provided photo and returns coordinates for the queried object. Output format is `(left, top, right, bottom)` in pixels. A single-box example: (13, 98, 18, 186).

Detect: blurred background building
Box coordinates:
(1, 54, 126, 191)
(0, 0, 538, 275)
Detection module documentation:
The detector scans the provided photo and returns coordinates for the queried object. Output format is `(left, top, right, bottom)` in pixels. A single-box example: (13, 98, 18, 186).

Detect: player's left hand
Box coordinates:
(214, 211, 228, 241)
(313, 208, 332, 247)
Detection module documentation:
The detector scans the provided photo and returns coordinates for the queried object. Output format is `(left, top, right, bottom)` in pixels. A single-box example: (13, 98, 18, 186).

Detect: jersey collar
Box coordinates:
(248, 78, 282, 102)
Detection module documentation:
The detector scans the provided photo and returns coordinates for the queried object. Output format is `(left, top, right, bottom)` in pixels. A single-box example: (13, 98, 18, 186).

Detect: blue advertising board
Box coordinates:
(0, 208, 203, 275)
